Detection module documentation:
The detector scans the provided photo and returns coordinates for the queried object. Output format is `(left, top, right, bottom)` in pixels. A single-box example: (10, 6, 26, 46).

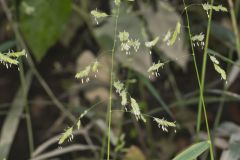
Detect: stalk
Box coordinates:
(19, 60, 34, 155)
(228, 0, 240, 56)
(107, 4, 120, 160)
(183, 0, 214, 159)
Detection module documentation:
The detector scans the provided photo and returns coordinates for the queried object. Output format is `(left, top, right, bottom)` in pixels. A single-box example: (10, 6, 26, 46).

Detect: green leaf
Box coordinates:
(19, 0, 71, 61)
(173, 141, 210, 160)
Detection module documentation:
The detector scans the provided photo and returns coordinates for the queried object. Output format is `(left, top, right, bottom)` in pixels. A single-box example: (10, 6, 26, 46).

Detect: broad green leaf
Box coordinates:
(19, 0, 71, 61)
(173, 141, 210, 160)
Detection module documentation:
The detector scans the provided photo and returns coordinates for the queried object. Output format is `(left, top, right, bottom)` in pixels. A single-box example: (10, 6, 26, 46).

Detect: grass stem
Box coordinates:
(183, 0, 214, 159)
(107, 4, 120, 160)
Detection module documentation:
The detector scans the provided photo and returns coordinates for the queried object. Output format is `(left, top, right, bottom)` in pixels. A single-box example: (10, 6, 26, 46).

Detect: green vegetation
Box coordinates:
(0, 0, 240, 160)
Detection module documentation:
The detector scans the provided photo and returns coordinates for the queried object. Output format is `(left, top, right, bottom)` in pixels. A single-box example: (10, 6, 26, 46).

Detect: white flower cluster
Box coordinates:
(118, 31, 140, 55)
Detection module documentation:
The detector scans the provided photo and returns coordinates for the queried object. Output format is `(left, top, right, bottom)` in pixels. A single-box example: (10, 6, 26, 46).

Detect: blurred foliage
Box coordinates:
(19, 0, 71, 61)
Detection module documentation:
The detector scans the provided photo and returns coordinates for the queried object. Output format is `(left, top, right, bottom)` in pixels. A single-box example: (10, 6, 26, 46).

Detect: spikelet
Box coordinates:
(75, 66, 91, 83)
(169, 21, 181, 46)
(75, 60, 100, 83)
(0, 54, 19, 66)
(90, 9, 108, 24)
(0, 50, 27, 69)
(147, 61, 164, 79)
(76, 119, 81, 130)
(202, 3, 227, 17)
(118, 31, 140, 55)
(162, 21, 181, 46)
(202, 3, 227, 12)
(8, 50, 27, 58)
(113, 81, 145, 122)
(153, 117, 176, 132)
(213, 64, 226, 80)
(163, 30, 172, 43)
(119, 31, 129, 42)
(58, 127, 73, 145)
(145, 37, 159, 55)
(128, 39, 140, 52)
(145, 37, 159, 48)
(91, 10, 108, 18)
(209, 56, 219, 65)
(120, 89, 127, 106)
(191, 33, 205, 49)
(130, 98, 142, 121)
(92, 60, 99, 73)
(80, 109, 88, 119)
(114, 81, 128, 107)
(58, 106, 93, 146)
(114, 81, 124, 93)
(209, 56, 226, 81)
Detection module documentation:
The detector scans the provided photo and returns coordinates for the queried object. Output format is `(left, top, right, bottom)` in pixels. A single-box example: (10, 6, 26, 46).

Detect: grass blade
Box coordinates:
(140, 76, 174, 118)
(0, 72, 32, 159)
(173, 141, 210, 160)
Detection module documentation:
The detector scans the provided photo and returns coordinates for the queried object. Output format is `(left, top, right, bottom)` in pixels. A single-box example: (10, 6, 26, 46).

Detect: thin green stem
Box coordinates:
(196, 0, 214, 135)
(228, 0, 240, 56)
(196, 0, 215, 159)
(236, 0, 240, 14)
(183, 0, 214, 159)
(107, 4, 120, 160)
(100, 112, 108, 159)
(208, 49, 240, 67)
(19, 60, 34, 155)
